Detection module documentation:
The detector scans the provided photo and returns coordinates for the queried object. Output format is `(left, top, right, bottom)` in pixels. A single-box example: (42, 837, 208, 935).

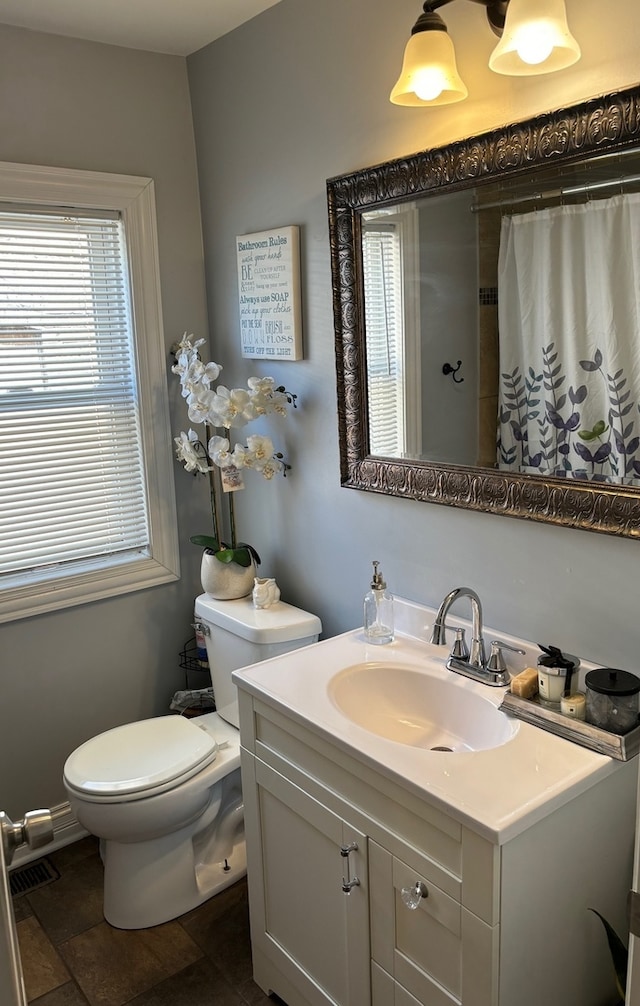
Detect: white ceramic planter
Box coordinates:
(200, 551, 255, 600)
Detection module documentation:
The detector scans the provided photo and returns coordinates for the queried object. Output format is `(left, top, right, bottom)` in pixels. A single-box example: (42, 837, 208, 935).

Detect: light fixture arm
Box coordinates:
(418, 0, 509, 38)
(408, 5, 449, 36)
(466, 0, 509, 37)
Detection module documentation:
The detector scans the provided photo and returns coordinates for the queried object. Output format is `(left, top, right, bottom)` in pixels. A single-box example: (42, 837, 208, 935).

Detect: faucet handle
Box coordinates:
(450, 627, 469, 661)
(487, 640, 526, 673)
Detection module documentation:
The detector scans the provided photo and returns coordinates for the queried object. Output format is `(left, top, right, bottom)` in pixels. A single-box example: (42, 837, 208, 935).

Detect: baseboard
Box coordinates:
(9, 802, 89, 870)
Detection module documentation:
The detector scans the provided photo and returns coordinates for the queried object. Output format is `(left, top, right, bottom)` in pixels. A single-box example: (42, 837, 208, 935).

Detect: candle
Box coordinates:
(560, 692, 586, 720)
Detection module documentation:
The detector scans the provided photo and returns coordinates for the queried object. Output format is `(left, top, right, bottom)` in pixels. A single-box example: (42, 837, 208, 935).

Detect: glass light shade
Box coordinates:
(390, 29, 468, 106)
(489, 0, 581, 76)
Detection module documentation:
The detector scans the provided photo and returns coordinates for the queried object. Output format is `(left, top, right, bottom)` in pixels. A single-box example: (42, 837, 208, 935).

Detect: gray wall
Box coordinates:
(187, 0, 640, 663)
(0, 26, 211, 817)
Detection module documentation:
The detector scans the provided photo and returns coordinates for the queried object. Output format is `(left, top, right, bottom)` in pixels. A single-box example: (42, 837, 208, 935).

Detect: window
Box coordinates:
(362, 204, 421, 458)
(0, 163, 179, 622)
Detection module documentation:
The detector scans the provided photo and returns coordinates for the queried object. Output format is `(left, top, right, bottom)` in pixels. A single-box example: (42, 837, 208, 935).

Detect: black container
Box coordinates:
(585, 668, 640, 735)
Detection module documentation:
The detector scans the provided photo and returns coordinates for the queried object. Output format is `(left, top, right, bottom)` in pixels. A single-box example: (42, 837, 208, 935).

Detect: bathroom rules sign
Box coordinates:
(236, 225, 303, 360)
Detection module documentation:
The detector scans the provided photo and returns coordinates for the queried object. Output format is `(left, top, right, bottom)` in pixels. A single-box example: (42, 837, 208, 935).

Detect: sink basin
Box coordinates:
(328, 662, 518, 753)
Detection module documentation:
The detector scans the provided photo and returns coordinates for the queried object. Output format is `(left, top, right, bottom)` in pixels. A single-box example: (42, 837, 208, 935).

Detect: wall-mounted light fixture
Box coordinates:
(390, 0, 581, 106)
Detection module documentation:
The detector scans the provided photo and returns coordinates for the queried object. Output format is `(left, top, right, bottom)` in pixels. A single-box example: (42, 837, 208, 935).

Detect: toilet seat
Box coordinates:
(63, 715, 220, 802)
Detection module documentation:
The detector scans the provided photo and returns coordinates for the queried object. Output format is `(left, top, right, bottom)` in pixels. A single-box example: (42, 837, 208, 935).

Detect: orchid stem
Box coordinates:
(229, 491, 237, 550)
(204, 423, 220, 544)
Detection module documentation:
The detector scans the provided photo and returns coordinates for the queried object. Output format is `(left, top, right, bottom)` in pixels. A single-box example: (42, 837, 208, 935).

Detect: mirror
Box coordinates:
(327, 83, 640, 536)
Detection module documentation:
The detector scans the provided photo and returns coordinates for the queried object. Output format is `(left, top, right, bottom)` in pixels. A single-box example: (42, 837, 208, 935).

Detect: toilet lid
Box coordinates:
(64, 716, 218, 797)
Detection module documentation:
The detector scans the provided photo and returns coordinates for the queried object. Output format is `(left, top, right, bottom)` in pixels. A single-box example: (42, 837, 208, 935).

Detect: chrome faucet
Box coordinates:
(430, 586, 486, 668)
(430, 586, 519, 687)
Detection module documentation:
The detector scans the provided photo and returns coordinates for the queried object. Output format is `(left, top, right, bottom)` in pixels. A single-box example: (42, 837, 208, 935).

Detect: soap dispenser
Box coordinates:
(364, 560, 394, 645)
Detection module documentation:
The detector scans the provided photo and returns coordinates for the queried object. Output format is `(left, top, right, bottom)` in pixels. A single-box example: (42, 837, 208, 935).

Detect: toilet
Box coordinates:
(63, 592, 321, 930)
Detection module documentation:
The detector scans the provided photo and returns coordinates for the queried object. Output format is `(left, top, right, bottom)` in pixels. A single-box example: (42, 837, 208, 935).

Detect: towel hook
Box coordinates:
(442, 360, 464, 384)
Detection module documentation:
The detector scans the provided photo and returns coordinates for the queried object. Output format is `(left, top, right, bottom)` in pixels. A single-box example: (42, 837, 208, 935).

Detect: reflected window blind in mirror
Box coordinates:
(362, 204, 421, 458)
(362, 223, 404, 456)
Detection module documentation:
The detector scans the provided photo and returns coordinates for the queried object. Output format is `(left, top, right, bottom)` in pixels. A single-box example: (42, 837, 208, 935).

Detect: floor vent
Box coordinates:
(9, 858, 60, 898)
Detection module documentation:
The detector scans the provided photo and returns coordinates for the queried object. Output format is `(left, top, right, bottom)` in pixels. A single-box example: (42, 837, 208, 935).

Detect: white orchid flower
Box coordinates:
(248, 393, 270, 417)
(269, 389, 290, 416)
(248, 380, 290, 417)
(248, 376, 275, 395)
(207, 435, 233, 468)
(204, 361, 222, 383)
(208, 386, 253, 429)
(177, 333, 205, 353)
(231, 444, 249, 469)
(245, 434, 275, 470)
(183, 358, 222, 389)
(259, 457, 285, 480)
(172, 335, 221, 386)
(174, 430, 211, 473)
(247, 376, 277, 415)
(186, 387, 217, 424)
(171, 349, 191, 379)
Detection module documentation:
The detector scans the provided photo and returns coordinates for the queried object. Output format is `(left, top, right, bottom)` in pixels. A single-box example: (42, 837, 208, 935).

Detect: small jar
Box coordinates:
(537, 648, 579, 709)
(585, 668, 640, 735)
(560, 692, 586, 720)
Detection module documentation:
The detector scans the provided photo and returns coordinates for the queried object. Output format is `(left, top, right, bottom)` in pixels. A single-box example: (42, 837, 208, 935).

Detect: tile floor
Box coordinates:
(13, 837, 277, 1006)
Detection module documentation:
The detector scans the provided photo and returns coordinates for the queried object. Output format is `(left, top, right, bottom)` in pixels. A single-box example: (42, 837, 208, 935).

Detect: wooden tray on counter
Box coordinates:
(500, 692, 640, 761)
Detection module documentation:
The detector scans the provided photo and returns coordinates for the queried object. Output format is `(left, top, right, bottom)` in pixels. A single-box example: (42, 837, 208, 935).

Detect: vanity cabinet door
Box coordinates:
(248, 756, 370, 1006)
(369, 840, 497, 1006)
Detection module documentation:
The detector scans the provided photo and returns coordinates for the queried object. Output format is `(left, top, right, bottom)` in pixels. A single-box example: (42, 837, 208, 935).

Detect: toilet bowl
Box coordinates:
(63, 593, 321, 929)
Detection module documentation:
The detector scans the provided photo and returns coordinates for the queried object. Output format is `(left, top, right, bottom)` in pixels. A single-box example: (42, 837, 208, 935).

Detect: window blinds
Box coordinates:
(362, 225, 406, 457)
(0, 208, 149, 576)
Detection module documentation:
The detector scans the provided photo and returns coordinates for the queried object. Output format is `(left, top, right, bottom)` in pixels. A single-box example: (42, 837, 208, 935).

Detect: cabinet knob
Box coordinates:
(401, 881, 429, 910)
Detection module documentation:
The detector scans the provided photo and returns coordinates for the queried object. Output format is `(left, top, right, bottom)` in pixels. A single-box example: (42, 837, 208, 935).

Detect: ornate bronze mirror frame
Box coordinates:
(327, 83, 640, 537)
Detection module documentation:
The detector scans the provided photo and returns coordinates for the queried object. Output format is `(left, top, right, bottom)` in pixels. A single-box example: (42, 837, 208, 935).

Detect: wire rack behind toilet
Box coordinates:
(174, 627, 216, 717)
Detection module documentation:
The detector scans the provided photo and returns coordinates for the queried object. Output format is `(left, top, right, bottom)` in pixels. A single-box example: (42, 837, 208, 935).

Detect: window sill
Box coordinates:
(0, 551, 180, 623)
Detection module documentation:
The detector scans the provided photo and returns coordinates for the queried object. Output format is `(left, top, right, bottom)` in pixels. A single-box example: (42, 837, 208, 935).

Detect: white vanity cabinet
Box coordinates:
(242, 751, 370, 1006)
(237, 689, 637, 1006)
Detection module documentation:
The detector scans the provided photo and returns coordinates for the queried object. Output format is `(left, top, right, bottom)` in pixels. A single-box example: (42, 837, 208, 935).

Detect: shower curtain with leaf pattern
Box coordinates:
(496, 193, 640, 484)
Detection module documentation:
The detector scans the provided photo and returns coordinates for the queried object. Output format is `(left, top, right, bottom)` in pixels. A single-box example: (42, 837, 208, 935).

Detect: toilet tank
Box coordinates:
(193, 593, 322, 729)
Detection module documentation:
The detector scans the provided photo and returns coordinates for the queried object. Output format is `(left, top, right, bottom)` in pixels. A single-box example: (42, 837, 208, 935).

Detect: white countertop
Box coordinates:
(233, 597, 629, 843)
